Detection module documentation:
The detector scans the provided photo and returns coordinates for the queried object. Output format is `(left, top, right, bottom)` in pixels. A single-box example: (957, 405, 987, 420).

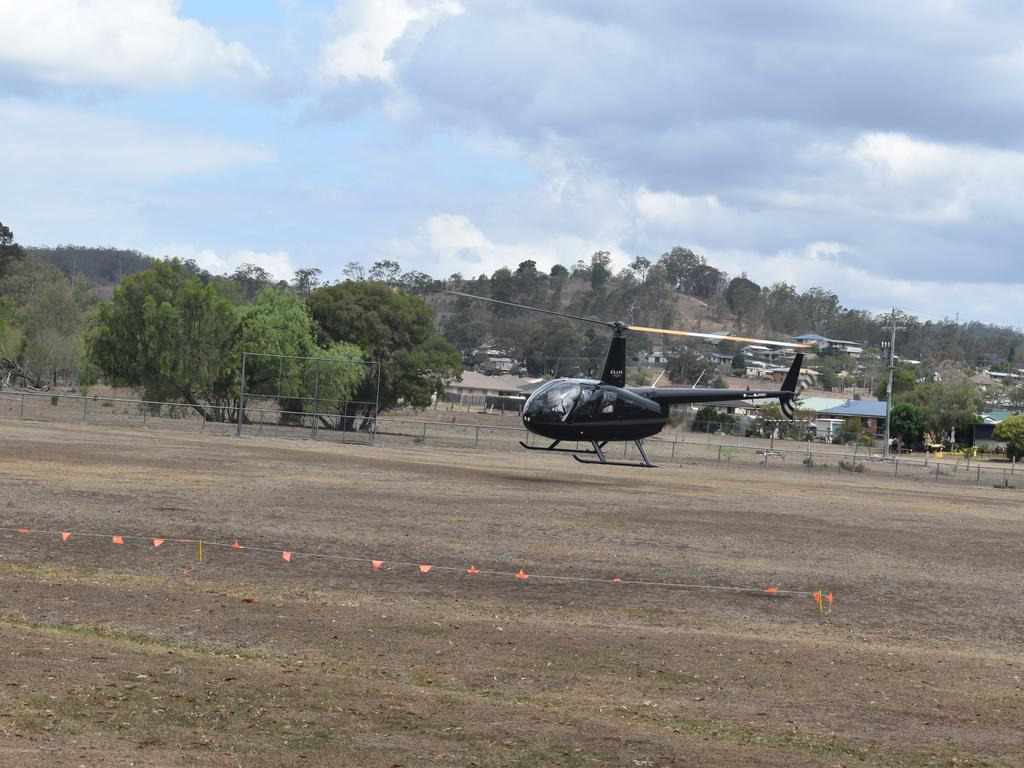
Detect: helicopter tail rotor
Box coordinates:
(779, 354, 805, 420)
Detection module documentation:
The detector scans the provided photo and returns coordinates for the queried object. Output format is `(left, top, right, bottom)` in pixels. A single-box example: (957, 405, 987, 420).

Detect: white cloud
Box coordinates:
(704, 241, 1024, 327)
(815, 131, 1024, 223)
(0, 0, 266, 88)
(153, 243, 227, 273)
(232, 249, 296, 282)
(155, 244, 295, 282)
(635, 188, 725, 225)
(0, 100, 274, 182)
(396, 213, 635, 278)
(319, 0, 462, 83)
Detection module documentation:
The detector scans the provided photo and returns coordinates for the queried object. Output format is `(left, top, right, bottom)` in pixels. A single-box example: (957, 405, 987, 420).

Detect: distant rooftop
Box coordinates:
(818, 399, 888, 419)
(793, 333, 863, 346)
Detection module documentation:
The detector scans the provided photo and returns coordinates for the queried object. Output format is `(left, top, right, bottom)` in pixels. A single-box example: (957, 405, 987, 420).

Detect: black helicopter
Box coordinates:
(447, 291, 808, 467)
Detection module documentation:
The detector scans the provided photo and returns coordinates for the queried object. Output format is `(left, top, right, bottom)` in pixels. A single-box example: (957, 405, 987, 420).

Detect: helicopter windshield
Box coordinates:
(523, 381, 584, 423)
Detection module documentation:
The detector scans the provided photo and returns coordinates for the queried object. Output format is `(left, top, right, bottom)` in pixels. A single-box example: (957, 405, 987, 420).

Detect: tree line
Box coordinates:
(3, 218, 1022, 436)
(0, 222, 461, 425)
(434, 247, 1024, 383)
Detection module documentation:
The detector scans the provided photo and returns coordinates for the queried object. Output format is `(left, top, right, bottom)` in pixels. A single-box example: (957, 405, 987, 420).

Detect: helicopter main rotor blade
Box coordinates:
(444, 290, 613, 328)
(626, 325, 810, 348)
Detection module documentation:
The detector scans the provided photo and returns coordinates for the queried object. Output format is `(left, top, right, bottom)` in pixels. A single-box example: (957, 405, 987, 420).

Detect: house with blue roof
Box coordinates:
(812, 398, 888, 437)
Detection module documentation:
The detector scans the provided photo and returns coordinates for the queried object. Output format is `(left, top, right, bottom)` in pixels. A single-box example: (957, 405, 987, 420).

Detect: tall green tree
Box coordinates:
(875, 368, 917, 400)
(889, 402, 925, 449)
(309, 340, 368, 420)
(91, 259, 240, 416)
(307, 281, 462, 414)
(589, 251, 612, 290)
(903, 380, 981, 445)
(1, 254, 95, 388)
(0, 221, 25, 279)
(994, 415, 1024, 460)
(666, 347, 706, 385)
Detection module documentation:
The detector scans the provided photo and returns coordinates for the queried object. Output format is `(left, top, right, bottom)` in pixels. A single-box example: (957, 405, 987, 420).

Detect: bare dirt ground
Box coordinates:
(0, 420, 1021, 767)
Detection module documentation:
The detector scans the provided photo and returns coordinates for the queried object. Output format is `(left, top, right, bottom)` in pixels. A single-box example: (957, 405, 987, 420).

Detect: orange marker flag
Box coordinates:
(371, 560, 384, 570)
(611, 577, 622, 583)
(61, 532, 71, 542)
(18, 529, 29, 534)
(282, 551, 292, 562)
(763, 587, 780, 594)
(467, 565, 479, 574)
(826, 592, 834, 605)
(419, 564, 432, 574)
(232, 540, 242, 549)
(515, 569, 528, 580)
(112, 535, 124, 545)
(152, 538, 165, 547)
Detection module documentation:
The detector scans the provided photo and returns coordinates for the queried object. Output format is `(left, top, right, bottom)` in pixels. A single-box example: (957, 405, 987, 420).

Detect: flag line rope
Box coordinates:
(0, 527, 830, 603)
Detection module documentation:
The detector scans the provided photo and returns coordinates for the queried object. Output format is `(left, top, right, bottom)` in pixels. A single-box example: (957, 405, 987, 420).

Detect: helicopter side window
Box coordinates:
(594, 390, 660, 421)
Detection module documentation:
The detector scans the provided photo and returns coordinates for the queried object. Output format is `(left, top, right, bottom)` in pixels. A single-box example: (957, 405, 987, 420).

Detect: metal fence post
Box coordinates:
(474, 426, 480, 448)
(143, 402, 148, 427)
(934, 463, 940, 482)
(237, 352, 246, 438)
(717, 445, 722, 466)
(312, 358, 320, 441)
(976, 466, 981, 486)
(83, 397, 88, 421)
(20, 393, 25, 419)
(421, 421, 427, 444)
(671, 440, 677, 463)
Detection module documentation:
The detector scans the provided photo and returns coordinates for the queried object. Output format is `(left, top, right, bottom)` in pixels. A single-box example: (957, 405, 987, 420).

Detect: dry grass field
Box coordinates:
(1, 419, 1022, 767)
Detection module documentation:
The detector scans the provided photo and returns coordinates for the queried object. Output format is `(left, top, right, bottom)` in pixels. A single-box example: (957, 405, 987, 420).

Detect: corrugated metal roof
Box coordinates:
(795, 396, 847, 412)
(982, 411, 1014, 423)
(818, 399, 888, 418)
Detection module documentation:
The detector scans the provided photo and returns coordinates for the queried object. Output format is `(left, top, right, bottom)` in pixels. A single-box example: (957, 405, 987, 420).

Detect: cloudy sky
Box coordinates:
(2, 0, 1023, 325)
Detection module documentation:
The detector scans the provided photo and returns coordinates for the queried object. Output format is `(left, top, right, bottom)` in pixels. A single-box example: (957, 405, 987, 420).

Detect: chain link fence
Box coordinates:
(2, 389, 1019, 491)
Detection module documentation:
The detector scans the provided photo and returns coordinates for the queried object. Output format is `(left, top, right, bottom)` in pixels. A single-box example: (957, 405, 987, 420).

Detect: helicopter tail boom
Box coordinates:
(636, 354, 805, 418)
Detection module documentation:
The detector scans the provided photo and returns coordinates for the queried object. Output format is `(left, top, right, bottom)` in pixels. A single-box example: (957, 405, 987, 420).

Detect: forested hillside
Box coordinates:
(2, 218, 1022, 402)
(26, 245, 152, 292)
(430, 248, 1023, 375)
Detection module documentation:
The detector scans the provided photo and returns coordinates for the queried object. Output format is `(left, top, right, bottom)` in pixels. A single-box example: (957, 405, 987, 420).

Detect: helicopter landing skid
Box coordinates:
(518, 439, 608, 456)
(572, 439, 656, 468)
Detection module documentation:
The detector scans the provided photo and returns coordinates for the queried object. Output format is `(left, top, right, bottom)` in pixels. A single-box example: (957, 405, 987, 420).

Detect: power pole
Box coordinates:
(882, 308, 905, 459)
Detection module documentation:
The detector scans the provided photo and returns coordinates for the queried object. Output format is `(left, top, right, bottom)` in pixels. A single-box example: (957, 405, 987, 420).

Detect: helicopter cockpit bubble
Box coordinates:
(524, 381, 590, 423)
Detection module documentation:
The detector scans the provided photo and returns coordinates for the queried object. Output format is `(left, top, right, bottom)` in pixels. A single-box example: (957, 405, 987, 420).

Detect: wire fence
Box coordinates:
(2, 389, 1019, 491)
